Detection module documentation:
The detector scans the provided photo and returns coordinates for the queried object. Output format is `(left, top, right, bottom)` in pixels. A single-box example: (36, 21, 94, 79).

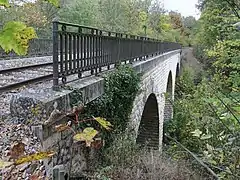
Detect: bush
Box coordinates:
(87, 65, 140, 133)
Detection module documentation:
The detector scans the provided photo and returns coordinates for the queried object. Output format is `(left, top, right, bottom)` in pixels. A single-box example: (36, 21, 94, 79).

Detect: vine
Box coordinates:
(86, 65, 140, 136)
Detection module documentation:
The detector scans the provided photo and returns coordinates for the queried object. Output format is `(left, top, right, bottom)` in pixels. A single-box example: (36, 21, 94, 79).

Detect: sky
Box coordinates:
(163, 0, 201, 19)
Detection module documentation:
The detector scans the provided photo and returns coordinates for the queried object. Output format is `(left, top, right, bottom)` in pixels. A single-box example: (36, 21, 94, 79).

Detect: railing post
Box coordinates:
(52, 20, 59, 90)
(107, 32, 111, 70)
(115, 33, 121, 67)
(91, 29, 95, 75)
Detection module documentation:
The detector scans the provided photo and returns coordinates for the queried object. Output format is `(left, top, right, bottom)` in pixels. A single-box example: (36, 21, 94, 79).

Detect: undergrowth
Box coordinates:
(92, 133, 204, 180)
(86, 65, 140, 144)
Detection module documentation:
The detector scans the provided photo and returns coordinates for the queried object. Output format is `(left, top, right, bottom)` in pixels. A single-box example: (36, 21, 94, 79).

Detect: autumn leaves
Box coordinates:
(55, 116, 113, 147)
(0, 107, 112, 177)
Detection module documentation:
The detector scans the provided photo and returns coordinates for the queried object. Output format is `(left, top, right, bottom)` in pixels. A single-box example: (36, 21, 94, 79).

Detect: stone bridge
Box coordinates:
(6, 19, 182, 180)
(130, 50, 180, 149)
(10, 49, 181, 178)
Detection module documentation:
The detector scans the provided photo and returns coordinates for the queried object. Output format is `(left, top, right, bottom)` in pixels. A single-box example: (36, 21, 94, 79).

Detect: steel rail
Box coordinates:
(0, 62, 53, 74)
(0, 74, 53, 93)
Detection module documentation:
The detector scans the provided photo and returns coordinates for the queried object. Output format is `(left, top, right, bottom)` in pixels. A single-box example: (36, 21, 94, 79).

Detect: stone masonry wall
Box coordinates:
(129, 51, 181, 150)
(163, 100, 173, 121)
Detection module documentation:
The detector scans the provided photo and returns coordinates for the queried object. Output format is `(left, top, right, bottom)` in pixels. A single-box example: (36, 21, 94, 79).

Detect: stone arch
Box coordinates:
(162, 71, 173, 144)
(136, 93, 159, 148)
(164, 71, 173, 121)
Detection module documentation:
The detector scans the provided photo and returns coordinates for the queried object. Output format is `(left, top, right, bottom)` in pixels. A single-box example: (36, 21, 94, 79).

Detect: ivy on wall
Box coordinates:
(86, 65, 140, 134)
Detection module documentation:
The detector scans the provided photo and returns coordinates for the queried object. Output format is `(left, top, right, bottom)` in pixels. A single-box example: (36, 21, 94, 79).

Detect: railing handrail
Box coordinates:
(52, 21, 181, 89)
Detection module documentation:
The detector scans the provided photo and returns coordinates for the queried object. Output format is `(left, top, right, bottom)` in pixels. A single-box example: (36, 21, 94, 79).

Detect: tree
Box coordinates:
(0, 0, 60, 55)
(183, 16, 197, 30)
(166, 0, 240, 179)
(197, 0, 240, 19)
(148, 0, 165, 33)
(58, 0, 100, 27)
(169, 11, 184, 30)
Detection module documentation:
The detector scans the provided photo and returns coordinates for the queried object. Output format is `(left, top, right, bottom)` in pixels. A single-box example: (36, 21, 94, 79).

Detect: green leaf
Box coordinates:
(73, 127, 98, 147)
(191, 129, 202, 137)
(95, 117, 113, 130)
(0, 0, 10, 7)
(45, 0, 60, 8)
(0, 21, 37, 55)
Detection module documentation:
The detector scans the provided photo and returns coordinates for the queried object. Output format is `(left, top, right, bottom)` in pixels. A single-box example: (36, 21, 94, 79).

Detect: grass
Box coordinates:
(88, 133, 205, 180)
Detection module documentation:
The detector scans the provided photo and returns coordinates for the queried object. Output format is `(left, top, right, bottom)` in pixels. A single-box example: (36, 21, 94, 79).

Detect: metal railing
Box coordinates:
(52, 21, 181, 89)
(0, 38, 52, 60)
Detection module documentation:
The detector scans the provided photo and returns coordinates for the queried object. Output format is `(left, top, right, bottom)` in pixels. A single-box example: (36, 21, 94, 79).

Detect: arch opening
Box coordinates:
(163, 71, 173, 144)
(136, 93, 159, 148)
(176, 63, 180, 78)
(164, 71, 173, 122)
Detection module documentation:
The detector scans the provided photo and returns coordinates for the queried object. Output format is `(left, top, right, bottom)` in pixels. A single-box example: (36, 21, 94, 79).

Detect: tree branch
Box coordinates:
(224, 0, 240, 19)
(165, 134, 220, 179)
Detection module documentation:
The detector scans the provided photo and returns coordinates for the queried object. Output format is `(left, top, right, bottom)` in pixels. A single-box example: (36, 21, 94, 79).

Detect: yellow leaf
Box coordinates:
(95, 117, 113, 130)
(0, 21, 37, 55)
(15, 151, 55, 165)
(0, 0, 10, 7)
(0, 160, 13, 169)
(73, 127, 98, 147)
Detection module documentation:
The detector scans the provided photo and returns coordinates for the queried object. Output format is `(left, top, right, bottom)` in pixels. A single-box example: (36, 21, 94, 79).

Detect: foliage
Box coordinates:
(87, 65, 140, 133)
(195, 8, 238, 48)
(165, 3, 240, 175)
(197, 0, 240, 19)
(19, 2, 49, 28)
(192, 0, 240, 68)
(0, 0, 9, 7)
(95, 117, 113, 131)
(207, 40, 240, 89)
(57, 0, 191, 43)
(183, 16, 197, 30)
(44, 0, 59, 7)
(15, 151, 55, 165)
(94, 133, 202, 180)
(166, 68, 240, 179)
(169, 11, 184, 30)
(98, 0, 138, 33)
(0, 108, 112, 178)
(53, 111, 113, 148)
(58, 0, 100, 27)
(0, 21, 37, 55)
(73, 127, 99, 147)
(0, 0, 59, 55)
(0, 141, 55, 169)
(0, 0, 193, 53)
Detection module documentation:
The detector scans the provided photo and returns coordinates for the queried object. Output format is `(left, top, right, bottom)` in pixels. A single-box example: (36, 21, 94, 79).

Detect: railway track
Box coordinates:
(0, 62, 53, 93)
